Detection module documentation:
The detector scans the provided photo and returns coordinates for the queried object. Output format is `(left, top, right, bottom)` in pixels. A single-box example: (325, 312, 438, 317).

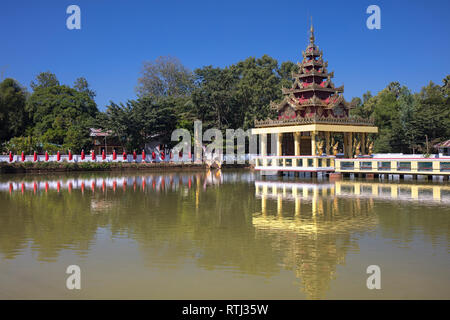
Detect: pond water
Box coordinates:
(0, 170, 449, 299)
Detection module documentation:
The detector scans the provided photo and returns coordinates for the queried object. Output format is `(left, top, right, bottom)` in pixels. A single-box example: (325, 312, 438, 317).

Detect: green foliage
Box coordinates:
(63, 124, 92, 153)
(2, 136, 61, 154)
(77, 162, 111, 171)
(73, 77, 96, 99)
(2, 136, 40, 154)
(136, 56, 194, 98)
(103, 100, 140, 152)
(26, 75, 98, 153)
(191, 55, 295, 130)
(139, 96, 179, 145)
(232, 55, 284, 129)
(41, 143, 61, 154)
(351, 76, 450, 153)
(192, 66, 238, 130)
(103, 96, 179, 151)
(0, 161, 115, 172)
(30, 71, 59, 90)
(0, 78, 29, 143)
(36, 161, 51, 169)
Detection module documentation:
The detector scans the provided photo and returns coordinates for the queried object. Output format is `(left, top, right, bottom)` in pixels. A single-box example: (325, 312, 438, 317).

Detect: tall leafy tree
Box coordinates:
(103, 96, 179, 151)
(0, 78, 29, 143)
(414, 80, 450, 143)
(26, 77, 98, 152)
(278, 61, 299, 88)
(135, 96, 179, 145)
(232, 55, 285, 129)
(30, 71, 59, 90)
(104, 101, 140, 151)
(191, 55, 296, 131)
(397, 88, 421, 153)
(136, 56, 194, 98)
(350, 76, 450, 153)
(191, 66, 238, 130)
(74, 77, 96, 99)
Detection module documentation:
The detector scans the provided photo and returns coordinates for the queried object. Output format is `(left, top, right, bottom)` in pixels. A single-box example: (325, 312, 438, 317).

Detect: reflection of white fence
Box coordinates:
(0, 176, 195, 193)
(0, 171, 258, 194)
(255, 180, 450, 204)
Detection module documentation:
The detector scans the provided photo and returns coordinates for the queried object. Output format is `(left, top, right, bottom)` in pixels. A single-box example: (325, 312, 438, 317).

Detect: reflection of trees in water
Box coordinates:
(0, 191, 105, 261)
(252, 197, 377, 299)
(374, 203, 450, 246)
(0, 175, 282, 276)
(0, 172, 229, 262)
(109, 180, 281, 276)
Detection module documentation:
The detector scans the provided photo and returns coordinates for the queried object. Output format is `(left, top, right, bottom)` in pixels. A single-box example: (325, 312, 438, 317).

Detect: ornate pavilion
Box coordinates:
(251, 25, 378, 158)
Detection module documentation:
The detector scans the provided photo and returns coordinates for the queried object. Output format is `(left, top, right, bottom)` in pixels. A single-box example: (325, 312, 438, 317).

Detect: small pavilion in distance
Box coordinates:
(251, 24, 378, 160)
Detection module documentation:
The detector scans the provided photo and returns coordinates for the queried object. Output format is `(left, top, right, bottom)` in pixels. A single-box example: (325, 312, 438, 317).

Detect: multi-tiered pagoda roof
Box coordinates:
(256, 24, 374, 127)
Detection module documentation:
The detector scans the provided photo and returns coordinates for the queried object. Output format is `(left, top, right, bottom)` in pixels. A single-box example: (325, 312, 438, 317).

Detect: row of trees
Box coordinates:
(100, 55, 297, 151)
(1, 55, 448, 154)
(351, 77, 450, 153)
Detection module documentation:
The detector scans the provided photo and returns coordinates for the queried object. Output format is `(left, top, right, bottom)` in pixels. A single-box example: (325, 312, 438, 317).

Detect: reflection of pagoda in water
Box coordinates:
(253, 178, 450, 298)
(254, 181, 378, 299)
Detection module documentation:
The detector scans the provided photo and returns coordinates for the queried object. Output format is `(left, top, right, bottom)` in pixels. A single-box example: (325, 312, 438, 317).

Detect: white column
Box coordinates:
(294, 132, 301, 156)
(260, 134, 267, 166)
(277, 133, 282, 156)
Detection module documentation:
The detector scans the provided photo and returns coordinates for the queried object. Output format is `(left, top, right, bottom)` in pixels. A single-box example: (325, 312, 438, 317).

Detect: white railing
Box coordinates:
(0, 153, 193, 163)
(254, 155, 336, 172)
(335, 158, 450, 175)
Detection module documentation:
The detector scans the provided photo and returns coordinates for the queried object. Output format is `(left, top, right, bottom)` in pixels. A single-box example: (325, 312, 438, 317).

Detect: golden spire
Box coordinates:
(309, 16, 315, 45)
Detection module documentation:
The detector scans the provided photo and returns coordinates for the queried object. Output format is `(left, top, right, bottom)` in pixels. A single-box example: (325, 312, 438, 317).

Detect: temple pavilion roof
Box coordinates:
(255, 22, 371, 128)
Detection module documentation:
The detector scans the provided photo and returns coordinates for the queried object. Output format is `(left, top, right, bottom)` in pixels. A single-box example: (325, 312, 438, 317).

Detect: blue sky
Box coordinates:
(1, 0, 449, 110)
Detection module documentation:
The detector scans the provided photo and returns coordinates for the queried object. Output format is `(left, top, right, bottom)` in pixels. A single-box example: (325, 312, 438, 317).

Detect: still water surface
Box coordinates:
(0, 170, 449, 299)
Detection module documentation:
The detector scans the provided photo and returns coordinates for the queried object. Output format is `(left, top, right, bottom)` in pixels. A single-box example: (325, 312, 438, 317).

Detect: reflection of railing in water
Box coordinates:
(334, 181, 450, 203)
(255, 180, 450, 206)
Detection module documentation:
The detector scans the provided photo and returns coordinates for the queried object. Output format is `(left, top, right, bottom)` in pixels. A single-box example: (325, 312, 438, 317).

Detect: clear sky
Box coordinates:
(1, 0, 449, 110)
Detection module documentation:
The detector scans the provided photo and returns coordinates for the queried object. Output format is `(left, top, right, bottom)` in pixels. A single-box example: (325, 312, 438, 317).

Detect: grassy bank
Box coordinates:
(0, 161, 251, 174)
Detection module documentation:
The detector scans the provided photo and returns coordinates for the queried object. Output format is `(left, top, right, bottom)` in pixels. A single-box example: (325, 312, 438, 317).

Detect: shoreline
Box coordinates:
(0, 161, 251, 174)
